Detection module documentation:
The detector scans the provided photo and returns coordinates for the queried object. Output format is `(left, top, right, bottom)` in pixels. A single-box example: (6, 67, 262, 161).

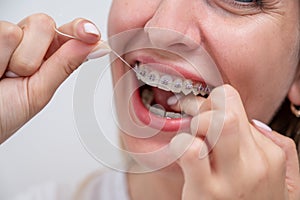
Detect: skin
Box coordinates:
(108, 0, 300, 199)
(0, 14, 101, 142)
(0, 0, 299, 200)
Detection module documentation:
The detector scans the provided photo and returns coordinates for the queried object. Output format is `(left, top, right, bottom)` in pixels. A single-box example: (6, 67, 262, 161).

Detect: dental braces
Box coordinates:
(135, 64, 212, 96)
(54, 28, 212, 97)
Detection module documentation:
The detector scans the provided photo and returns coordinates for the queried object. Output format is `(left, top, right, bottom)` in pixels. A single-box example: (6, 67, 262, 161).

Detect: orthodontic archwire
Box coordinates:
(54, 27, 138, 73)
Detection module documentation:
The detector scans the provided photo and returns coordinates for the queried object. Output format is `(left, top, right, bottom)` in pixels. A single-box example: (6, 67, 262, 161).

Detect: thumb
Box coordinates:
(27, 39, 95, 114)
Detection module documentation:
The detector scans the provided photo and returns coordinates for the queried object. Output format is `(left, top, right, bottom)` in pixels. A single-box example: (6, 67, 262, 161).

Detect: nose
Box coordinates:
(145, 0, 202, 51)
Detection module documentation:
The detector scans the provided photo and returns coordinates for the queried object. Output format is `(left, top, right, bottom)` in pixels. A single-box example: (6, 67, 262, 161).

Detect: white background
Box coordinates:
(0, 0, 115, 199)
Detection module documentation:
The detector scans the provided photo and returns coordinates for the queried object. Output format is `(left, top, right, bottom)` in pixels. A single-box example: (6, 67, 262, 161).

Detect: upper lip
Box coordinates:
(125, 50, 209, 84)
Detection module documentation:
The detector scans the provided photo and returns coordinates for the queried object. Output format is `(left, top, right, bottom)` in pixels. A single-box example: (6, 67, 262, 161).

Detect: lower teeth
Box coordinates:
(149, 104, 166, 117)
(141, 87, 186, 119)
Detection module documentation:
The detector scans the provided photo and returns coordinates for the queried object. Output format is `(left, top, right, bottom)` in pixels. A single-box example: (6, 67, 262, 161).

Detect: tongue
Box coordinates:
(152, 87, 174, 112)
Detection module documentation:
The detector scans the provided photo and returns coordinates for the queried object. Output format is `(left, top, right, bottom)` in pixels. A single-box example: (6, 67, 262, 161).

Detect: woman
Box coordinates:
(1, 0, 300, 199)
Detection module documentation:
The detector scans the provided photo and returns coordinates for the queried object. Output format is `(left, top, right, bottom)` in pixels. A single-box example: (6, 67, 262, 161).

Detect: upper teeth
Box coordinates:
(135, 63, 212, 96)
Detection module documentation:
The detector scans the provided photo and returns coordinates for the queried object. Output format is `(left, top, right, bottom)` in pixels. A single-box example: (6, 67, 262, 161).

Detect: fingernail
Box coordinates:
(83, 23, 100, 36)
(87, 42, 112, 60)
(5, 71, 20, 78)
(252, 119, 272, 133)
(167, 94, 182, 106)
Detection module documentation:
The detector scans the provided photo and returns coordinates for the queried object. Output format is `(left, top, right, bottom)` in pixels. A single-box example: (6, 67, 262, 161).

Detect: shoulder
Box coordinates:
(75, 169, 130, 200)
(11, 182, 72, 200)
(11, 170, 130, 200)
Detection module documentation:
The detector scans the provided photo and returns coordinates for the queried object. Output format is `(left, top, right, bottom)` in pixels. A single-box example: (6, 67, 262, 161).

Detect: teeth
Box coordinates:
(172, 78, 183, 93)
(149, 104, 186, 119)
(135, 63, 212, 96)
(158, 75, 172, 91)
(149, 104, 165, 117)
(137, 65, 149, 82)
(141, 88, 186, 119)
(149, 104, 185, 119)
(165, 112, 182, 119)
(147, 71, 160, 87)
(182, 80, 193, 95)
(193, 83, 209, 96)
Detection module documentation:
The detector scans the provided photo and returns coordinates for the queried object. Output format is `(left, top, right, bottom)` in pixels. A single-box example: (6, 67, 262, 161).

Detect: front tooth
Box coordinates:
(147, 71, 160, 87)
(182, 80, 193, 95)
(158, 75, 172, 91)
(165, 112, 182, 119)
(149, 104, 165, 117)
(171, 78, 183, 93)
(137, 66, 149, 82)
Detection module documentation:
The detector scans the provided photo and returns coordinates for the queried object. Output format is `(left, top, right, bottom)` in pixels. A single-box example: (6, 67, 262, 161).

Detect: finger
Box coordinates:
(169, 133, 211, 183)
(204, 85, 251, 172)
(56, 18, 101, 45)
(8, 13, 56, 76)
(0, 21, 23, 77)
(27, 39, 95, 114)
(257, 128, 300, 187)
(46, 18, 101, 60)
(168, 94, 210, 116)
(171, 85, 247, 173)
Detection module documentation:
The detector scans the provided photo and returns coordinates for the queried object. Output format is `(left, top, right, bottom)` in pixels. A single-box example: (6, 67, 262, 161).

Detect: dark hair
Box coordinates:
(270, 98, 300, 158)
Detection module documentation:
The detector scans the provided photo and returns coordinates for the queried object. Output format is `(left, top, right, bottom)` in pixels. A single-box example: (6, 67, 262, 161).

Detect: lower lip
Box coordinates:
(131, 86, 191, 132)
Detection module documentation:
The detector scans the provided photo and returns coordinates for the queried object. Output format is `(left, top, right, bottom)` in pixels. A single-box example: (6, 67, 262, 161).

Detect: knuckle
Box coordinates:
(252, 158, 269, 184)
(64, 60, 80, 75)
(56, 53, 81, 76)
(272, 145, 286, 166)
(208, 182, 228, 199)
(282, 137, 297, 151)
(223, 84, 240, 98)
(211, 84, 240, 100)
(11, 56, 40, 75)
(222, 109, 240, 133)
(26, 13, 56, 31)
(181, 139, 203, 162)
(0, 22, 22, 46)
(224, 109, 239, 124)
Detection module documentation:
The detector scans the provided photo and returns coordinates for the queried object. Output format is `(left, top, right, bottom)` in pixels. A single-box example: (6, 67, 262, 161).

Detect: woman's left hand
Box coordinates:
(169, 85, 300, 200)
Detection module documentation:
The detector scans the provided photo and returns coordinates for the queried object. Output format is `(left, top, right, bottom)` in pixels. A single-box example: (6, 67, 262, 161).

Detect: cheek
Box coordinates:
(108, 0, 160, 36)
(203, 18, 299, 121)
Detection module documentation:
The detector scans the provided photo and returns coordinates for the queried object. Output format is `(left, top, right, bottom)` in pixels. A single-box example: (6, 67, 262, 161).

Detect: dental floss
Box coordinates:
(54, 27, 137, 73)
(54, 28, 76, 39)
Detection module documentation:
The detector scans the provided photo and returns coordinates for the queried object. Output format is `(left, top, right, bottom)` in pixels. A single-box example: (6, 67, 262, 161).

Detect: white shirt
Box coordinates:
(12, 170, 130, 200)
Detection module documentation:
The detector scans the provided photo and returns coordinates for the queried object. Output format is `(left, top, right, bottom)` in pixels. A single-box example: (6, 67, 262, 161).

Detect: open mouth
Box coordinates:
(130, 60, 213, 132)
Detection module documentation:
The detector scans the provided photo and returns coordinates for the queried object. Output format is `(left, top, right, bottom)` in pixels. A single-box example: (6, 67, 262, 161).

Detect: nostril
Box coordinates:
(145, 27, 200, 51)
(145, 27, 184, 48)
(168, 43, 196, 52)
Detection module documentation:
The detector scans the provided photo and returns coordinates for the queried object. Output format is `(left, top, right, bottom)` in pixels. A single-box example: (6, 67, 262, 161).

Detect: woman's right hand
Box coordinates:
(0, 13, 101, 144)
(169, 85, 300, 200)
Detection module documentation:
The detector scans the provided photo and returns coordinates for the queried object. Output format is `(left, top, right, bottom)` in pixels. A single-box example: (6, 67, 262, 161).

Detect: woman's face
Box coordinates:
(108, 0, 300, 170)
